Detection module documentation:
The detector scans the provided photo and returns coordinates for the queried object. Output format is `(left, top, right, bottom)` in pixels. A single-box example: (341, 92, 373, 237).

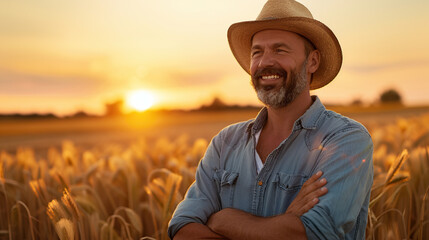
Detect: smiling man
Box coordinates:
(168, 0, 373, 239)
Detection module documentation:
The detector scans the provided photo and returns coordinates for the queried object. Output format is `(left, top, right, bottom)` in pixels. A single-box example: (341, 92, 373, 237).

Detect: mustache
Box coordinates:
(252, 67, 288, 80)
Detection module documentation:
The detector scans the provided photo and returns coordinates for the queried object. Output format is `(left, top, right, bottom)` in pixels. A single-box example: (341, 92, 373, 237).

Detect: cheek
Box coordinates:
(279, 58, 297, 70)
(250, 61, 258, 75)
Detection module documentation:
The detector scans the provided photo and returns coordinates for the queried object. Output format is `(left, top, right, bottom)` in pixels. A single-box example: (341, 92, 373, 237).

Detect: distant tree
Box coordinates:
(72, 111, 90, 118)
(199, 97, 228, 111)
(209, 97, 227, 109)
(351, 98, 363, 106)
(380, 89, 402, 104)
(104, 99, 124, 116)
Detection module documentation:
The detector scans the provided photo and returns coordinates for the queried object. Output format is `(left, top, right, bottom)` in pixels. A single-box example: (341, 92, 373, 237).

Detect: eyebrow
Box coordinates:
(251, 45, 262, 51)
(251, 43, 293, 51)
(273, 43, 293, 50)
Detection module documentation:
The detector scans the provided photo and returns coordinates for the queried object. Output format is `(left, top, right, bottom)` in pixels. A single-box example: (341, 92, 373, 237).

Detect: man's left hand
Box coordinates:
(285, 170, 328, 217)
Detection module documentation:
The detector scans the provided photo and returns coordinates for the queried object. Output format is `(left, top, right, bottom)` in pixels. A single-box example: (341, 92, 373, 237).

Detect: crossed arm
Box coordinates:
(173, 171, 328, 240)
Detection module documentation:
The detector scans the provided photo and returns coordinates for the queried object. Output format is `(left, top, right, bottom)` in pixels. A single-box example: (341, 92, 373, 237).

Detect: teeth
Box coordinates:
(261, 75, 280, 80)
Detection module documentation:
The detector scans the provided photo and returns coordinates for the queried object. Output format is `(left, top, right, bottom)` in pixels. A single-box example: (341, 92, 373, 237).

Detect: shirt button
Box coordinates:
(258, 181, 263, 186)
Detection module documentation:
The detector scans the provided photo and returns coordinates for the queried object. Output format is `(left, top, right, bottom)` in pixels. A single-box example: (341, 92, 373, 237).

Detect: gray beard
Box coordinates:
(253, 60, 308, 109)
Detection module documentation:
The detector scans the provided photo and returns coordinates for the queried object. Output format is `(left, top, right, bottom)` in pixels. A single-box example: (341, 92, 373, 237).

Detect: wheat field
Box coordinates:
(1, 113, 429, 239)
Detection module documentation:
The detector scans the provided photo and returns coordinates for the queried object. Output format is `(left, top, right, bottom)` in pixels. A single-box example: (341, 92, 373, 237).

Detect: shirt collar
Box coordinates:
(299, 95, 325, 130)
(246, 107, 268, 136)
(246, 95, 326, 136)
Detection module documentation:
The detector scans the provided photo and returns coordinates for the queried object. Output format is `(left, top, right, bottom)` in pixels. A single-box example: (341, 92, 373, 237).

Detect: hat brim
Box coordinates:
(228, 17, 342, 90)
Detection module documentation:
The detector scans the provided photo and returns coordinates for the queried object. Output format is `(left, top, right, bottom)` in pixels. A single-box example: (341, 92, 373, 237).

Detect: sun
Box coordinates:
(125, 89, 156, 112)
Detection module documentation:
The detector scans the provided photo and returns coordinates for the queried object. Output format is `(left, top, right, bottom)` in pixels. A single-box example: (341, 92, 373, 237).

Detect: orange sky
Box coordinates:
(1, 0, 429, 116)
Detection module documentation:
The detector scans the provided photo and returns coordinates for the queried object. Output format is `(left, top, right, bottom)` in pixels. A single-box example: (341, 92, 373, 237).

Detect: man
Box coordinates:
(168, 0, 373, 239)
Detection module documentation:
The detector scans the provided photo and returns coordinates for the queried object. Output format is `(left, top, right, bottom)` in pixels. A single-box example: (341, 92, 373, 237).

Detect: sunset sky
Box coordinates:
(1, 0, 428, 116)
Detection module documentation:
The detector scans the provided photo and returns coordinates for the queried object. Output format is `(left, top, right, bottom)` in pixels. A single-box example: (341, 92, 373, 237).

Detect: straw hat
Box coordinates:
(228, 0, 342, 90)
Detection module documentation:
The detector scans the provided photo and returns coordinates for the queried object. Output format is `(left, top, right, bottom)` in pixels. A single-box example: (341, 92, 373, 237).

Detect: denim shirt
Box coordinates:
(168, 96, 373, 240)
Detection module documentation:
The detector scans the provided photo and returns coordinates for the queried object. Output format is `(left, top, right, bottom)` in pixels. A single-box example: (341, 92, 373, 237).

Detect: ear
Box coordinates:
(307, 50, 320, 74)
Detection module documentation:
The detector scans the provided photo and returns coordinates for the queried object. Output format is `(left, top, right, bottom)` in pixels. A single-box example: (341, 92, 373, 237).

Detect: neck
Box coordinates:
(264, 91, 313, 137)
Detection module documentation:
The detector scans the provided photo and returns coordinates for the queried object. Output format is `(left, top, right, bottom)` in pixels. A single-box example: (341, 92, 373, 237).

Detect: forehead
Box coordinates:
(251, 29, 305, 47)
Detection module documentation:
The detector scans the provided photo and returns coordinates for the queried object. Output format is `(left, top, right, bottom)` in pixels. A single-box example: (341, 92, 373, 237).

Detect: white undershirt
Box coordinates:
(254, 130, 264, 174)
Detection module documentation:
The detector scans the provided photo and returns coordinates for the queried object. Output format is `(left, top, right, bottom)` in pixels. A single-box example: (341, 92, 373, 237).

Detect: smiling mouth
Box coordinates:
(259, 74, 283, 88)
(260, 75, 281, 91)
(252, 67, 287, 90)
(261, 75, 280, 80)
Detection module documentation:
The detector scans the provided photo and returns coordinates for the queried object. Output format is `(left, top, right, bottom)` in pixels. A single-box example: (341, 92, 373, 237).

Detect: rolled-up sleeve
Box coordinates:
(301, 127, 374, 240)
(167, 132, 223, 238)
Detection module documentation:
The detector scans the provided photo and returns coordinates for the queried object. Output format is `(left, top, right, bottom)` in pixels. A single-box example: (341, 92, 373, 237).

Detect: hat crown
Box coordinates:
(257, 0, 313, 20)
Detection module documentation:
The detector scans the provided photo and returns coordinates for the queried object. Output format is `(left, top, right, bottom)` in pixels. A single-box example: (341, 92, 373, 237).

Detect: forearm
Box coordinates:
(173, 222, 228, 240)
(207, 208, 307, 240)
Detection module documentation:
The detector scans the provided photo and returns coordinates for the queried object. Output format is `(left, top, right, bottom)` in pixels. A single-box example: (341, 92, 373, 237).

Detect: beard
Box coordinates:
(251, 60, 308, 109)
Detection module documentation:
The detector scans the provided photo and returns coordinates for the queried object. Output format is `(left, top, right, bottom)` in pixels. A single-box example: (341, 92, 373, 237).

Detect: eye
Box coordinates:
(251, 50, 262, 57)
(275, 48, 288, 53)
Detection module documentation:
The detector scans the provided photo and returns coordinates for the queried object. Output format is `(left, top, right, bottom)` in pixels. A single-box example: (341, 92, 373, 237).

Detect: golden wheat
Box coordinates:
(0, 114, 428, 239)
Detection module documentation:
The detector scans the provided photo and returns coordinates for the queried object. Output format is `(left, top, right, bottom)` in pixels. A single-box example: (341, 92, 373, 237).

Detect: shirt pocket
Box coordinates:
(213, 169, 239, 209)
(272, 173, 308, 212)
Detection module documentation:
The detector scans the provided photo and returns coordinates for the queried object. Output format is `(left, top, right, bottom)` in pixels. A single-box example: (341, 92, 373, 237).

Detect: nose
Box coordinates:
(257, 51, 275, 68)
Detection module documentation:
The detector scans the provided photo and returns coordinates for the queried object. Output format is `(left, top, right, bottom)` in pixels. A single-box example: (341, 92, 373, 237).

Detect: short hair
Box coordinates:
(301, 36, 316, 83)
(302, 36, 316, 57)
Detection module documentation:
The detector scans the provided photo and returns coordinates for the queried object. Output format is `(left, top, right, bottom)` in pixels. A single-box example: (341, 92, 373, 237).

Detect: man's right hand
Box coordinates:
(173, 223, 227, 240)
(285, 170, 328, 217)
